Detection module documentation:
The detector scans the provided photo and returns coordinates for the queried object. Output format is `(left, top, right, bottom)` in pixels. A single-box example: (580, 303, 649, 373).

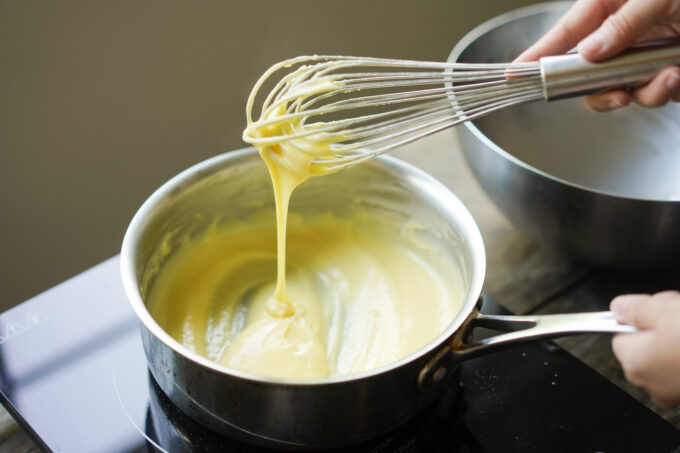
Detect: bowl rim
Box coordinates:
(120, 147, 486, 386)
(447, 1, 679, 204)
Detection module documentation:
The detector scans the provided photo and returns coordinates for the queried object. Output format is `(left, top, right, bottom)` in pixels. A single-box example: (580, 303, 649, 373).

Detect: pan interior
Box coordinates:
(133, 151, 482, 380)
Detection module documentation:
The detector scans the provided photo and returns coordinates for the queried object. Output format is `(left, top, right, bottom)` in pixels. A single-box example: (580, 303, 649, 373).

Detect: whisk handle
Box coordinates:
(540, 37, 680, 101)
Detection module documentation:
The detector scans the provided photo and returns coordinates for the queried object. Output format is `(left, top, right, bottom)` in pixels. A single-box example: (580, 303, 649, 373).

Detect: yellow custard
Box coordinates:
(147, 211, 463, 378)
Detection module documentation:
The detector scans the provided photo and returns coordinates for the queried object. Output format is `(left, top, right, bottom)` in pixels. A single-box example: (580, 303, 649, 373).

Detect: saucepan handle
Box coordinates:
(454, 310, 636, 360)
(417, 309, 636, 394)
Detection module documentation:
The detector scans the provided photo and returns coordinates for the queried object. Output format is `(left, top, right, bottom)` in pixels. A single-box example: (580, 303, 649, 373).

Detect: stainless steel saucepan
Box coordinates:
(120, 148, 633, 450)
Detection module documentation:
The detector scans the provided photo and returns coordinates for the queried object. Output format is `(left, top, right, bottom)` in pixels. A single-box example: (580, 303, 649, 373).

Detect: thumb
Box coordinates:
(578, 0, 668, 60)
(610, 294, 661, 330)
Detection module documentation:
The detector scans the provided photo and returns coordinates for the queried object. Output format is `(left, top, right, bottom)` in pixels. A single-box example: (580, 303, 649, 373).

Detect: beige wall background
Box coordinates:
(0, 0, 541, 310)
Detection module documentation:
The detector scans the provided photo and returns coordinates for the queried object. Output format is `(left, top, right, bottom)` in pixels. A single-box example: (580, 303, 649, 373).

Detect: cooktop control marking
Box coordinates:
(0, 313, 48, 344)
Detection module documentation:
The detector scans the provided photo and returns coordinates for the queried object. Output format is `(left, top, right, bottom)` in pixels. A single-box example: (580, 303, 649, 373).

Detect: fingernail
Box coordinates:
(610, 296, 630, 318)
(607, 96, 626, 110)
(595, 91, 629, 112)
(579, 32, 607, 59)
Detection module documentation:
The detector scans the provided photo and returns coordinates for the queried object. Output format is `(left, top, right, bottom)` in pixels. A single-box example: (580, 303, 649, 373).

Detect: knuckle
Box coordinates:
(603, 13, 636, 42)
(623, 364, 646, 386)
(556, 18, 582, 48)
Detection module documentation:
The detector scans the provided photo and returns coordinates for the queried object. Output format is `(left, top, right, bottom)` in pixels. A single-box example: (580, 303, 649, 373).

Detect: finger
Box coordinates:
(631, 66, 680, 107)
(653, 290, 680, 299)
(579, 0, 671, 61)
(611, 293, 666, 330)
(610, 293, 647, 320)
(585, 88, 631, 111)
(611, 331, 655, 386)
(514, 0, 616, 62)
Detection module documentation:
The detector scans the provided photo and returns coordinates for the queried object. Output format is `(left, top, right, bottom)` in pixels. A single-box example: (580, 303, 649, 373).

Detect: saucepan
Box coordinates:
(450, 2, 680, 269)
(120, 147, 633, 450)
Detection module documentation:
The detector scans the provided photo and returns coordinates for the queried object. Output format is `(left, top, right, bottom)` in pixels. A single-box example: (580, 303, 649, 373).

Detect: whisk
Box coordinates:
(243, 38, 680, 172)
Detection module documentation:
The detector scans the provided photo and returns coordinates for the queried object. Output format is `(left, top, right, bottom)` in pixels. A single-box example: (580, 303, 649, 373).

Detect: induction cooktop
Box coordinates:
(0, 256, 678, 452)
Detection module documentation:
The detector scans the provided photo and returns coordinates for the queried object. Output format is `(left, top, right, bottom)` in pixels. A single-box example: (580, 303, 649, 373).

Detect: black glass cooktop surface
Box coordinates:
(0, 256, 678, 452)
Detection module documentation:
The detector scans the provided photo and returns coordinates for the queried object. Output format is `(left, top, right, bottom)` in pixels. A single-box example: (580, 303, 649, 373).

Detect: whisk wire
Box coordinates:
(244, 55, 543, 170)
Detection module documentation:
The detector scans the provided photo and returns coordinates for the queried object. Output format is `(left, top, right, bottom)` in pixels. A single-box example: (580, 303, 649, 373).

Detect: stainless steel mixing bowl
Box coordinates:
(449, 2, 680, 269)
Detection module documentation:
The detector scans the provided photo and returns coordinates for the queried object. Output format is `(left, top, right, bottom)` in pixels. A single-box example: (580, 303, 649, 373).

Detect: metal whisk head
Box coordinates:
(243, 55, 542, 172)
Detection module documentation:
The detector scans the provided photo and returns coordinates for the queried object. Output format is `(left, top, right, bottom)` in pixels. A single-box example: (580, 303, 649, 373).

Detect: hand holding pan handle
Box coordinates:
(417, 307, 636, 393)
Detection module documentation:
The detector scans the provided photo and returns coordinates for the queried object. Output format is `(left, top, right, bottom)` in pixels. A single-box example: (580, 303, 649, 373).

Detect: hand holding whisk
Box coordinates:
(243, 39, 680, 173)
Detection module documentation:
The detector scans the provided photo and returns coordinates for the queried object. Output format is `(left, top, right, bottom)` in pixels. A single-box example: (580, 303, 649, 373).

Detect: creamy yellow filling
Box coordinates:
(147, 212, 462, 378)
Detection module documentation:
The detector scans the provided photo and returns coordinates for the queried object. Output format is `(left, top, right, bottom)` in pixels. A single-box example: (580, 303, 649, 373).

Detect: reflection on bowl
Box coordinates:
(450, 2, 680, 269)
